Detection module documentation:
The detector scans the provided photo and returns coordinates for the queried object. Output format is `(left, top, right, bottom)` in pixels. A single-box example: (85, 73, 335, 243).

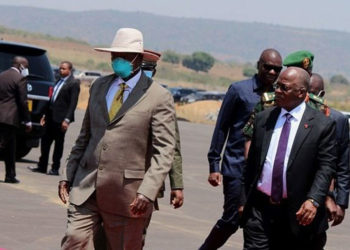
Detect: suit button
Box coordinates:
(99, 166, 103, 170)
(102, 144, 108, 150)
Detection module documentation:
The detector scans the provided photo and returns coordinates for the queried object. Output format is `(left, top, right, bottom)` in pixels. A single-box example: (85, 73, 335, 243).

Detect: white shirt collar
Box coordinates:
(115, 70, 141, 89)
(280, 101, 306, 121)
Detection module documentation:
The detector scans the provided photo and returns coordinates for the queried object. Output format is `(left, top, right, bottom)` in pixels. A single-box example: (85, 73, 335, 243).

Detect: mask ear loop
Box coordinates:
(130, 54, 141, 73)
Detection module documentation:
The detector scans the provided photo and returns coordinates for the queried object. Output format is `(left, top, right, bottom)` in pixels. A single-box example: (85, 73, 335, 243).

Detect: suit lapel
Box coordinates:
(259, 107, 281, 167)
(97, 74, 117, 124)
(110, 72, 152, 124)
(287, 105, 314, 168)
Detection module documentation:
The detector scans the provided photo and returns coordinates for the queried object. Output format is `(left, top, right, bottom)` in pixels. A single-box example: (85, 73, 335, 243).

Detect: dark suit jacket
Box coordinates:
(49, 74, 80, 123)
(242, 104, 337, 235)
(330, 108, 350, 208)
(0, 68, 30, 127)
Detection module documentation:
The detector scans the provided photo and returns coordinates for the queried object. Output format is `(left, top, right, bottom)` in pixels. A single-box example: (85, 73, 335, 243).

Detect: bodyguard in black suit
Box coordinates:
(309, 73, 350, 226)
(30, 61, 80, 175)
(0, 57, 32, 183)
(241, 67, 337, 250)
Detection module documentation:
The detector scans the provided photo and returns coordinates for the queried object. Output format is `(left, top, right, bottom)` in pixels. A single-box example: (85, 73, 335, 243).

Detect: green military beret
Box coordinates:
(283, 50, 314, 70)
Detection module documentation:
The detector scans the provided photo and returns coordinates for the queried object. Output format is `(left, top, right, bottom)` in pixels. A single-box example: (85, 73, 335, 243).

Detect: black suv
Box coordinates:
(0, 41, 54, 158)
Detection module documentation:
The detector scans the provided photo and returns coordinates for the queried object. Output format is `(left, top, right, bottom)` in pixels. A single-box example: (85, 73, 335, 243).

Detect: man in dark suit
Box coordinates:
(200, 49, 282, 249)
(309, 73, 350, 226)
(0, 56, 32, 183)
(241, 67, 337, 250)
(29, 61, 80, 175)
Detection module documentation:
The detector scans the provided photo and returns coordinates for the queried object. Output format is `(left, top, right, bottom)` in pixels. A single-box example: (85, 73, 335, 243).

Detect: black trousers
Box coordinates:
(199, 176, 241, 250)
(243, 191, 327, 250)
(0, 123, 17, 179)
(38, 118, 66, 172)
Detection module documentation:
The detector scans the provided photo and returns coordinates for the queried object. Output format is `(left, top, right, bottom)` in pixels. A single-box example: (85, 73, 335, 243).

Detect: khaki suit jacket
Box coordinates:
(62, 72, 176, 218)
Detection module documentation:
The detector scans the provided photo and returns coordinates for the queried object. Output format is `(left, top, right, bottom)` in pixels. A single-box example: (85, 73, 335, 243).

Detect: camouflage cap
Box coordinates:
(283, 50, 314, 71)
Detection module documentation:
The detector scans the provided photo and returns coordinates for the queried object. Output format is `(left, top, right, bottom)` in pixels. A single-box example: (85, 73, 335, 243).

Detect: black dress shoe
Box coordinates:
(4, 177, 20, 184)
(48, 169, 59, 176)
(28, 166, 46, 173)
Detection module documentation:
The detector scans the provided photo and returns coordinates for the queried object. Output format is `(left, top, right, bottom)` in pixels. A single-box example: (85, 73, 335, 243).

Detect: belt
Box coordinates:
(254, 190, 288, 206)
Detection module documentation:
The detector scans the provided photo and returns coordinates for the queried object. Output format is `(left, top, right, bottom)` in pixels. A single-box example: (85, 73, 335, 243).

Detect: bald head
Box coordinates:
(283, 67, 310, 90)
(257, 48, 283, 88)
(275, 67, 310, 111)
(310, 73, 325, 97)
(259, 48, 282, 62)
(12, 56, 28, 69)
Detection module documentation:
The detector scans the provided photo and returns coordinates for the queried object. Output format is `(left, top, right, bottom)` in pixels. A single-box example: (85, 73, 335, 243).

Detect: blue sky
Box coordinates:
(1, 0, 350, 32)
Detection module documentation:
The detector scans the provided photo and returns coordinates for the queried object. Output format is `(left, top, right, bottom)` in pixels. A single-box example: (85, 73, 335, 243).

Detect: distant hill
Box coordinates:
(1, 5, 350, 77)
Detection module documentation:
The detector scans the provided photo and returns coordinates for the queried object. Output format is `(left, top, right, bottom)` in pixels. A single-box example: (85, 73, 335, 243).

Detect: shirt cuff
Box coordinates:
(25, 122, 32, 127)
(64, 118, 70, 124)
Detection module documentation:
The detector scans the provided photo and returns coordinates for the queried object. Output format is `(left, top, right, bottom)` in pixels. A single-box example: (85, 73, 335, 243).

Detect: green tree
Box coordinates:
(330, 74, 349, 85)
(182, 51, 215, 72)
(162, 50, 180, 64)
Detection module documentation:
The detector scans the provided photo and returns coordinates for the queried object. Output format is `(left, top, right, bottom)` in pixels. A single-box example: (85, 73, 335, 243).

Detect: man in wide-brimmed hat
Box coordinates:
(59, 28, 176, 249)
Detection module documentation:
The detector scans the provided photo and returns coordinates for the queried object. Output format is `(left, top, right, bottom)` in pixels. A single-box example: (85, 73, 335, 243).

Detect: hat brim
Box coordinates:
(143, 49, 161, 62)
(94, 47, 143, 53)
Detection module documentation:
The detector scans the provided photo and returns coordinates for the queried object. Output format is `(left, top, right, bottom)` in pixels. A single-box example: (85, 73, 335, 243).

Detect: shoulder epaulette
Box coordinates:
(262, 92, 275, 102)
(308, 93, 324, 104)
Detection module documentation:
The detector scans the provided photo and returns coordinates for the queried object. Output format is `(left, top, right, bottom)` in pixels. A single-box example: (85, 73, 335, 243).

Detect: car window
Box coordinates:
(0, 48, 54, 82)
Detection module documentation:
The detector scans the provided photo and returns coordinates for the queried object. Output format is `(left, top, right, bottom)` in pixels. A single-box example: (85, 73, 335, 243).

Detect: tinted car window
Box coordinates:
(0, 45, 54, 82)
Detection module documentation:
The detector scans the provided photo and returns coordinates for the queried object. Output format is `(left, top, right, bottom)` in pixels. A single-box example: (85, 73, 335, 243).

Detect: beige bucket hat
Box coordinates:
(95, 28, 144, 53)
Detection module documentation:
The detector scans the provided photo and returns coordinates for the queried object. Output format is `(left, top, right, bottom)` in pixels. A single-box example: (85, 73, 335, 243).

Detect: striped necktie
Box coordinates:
(51, 79, 64, 103)
(108, 83, 127, 121)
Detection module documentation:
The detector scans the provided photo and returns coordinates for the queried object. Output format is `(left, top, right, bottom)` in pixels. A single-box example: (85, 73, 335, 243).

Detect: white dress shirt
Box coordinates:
(106, 70, 141, 111)
(52, 75, 70, 102)
(257, 101, 306, 198)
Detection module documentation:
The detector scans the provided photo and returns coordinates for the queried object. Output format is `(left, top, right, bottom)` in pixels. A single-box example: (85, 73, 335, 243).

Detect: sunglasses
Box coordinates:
(273, 82, 292, 92)
(262, 63, 283, 73)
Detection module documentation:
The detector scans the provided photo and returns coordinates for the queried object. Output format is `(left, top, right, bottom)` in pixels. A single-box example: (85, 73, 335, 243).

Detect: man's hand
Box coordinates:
(296, 200, 317, 226)
(58, 181, 70, 204)
(40, 116, 46, 126)
(331, 205, 346, 227)
(208, 172, 222, 186)
(170, 189, 184, 209)
(61, 121, 69, 132)
(238, 206, 244, 218)
(130, 194, 152, 216)
(325, 196, 337, 222)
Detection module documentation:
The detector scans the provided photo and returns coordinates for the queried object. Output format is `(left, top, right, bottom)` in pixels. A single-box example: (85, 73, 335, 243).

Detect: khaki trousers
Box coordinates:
(61, 193, 146, 250)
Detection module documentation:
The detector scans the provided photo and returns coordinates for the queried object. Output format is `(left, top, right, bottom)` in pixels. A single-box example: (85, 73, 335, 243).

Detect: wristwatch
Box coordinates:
(308, 198, 320, 208)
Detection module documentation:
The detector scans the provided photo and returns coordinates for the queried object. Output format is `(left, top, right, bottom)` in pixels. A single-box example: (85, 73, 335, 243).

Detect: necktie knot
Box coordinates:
(284, 113, 292, 122)
(116, 83, 127, 101)
(108, 83, 127, 121)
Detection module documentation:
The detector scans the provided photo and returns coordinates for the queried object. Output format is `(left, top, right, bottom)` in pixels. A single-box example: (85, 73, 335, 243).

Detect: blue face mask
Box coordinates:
(111, 57, 133, 78)
(143, 70, 153, 78)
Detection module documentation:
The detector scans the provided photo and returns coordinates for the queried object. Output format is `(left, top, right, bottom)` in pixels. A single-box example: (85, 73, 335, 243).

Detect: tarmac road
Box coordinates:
(0, 109, 349, 250)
